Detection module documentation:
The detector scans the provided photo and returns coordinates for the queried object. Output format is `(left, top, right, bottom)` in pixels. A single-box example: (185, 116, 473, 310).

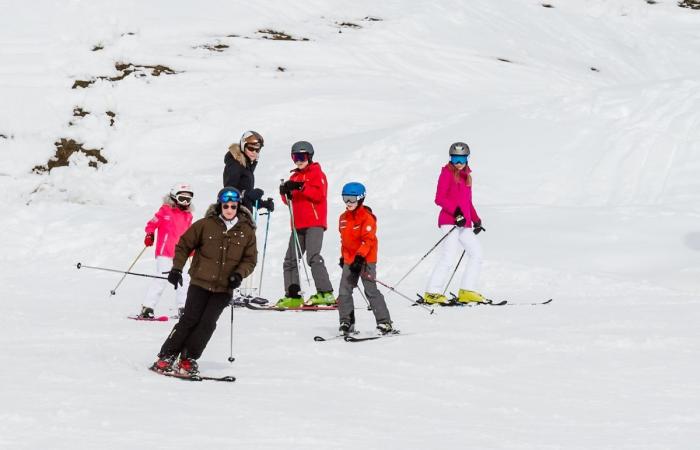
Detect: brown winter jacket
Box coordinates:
(172, 203, 257, 293)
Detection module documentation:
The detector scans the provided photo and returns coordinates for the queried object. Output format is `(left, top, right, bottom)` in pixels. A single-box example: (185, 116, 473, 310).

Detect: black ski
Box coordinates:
(149, 366, 236, 382)
(344, 330, 401, 342)
(314, 331, 359, 341)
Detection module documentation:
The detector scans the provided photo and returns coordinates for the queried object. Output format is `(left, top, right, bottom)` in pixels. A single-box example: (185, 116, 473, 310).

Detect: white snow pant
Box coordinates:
(426, 225, 483, 293)
(143, 256, 189, 309)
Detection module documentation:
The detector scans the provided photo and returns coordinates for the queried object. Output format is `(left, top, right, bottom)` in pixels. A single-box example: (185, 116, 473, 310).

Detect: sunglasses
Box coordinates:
(245, 144, 262, 153)
(342, 195, 359, 204)
(222, 203, 238, 210)
(291, 153, 309, 162)
(450, 155, 469, 165)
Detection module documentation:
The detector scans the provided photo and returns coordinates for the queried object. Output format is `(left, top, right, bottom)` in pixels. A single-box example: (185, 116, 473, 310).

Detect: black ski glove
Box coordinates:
(167, 268, 183, 289)
(349, 255, 366, 274)
(338, 257, 344, 268)
(229, 272, 243, 289)
(473, 221, 486, 235)
(454, 207, 466, 227)
(280, 180, 304, 197)
(258, 197, 275, 212)
(248, 188, 264, 202)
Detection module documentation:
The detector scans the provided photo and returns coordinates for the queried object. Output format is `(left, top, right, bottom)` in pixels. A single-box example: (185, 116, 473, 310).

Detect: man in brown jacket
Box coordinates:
(151, 187, 257, 377)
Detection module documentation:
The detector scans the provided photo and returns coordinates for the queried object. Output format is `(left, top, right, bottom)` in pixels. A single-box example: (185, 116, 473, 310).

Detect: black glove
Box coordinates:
(229, 272, 242, 289)
(280, 180, 304, 197)
(258, 197, 274, 212)
(473, 221, 486, 235)
(338, 257, 344, 268)
(167, 268, 183, 289)
(248, 188, 264, 202)
(349, 255, 365, 274)
(454, 207, 466, 227)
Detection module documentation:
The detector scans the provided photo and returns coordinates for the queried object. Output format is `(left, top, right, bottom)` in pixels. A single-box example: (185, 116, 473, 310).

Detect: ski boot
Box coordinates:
(275, 283, 304, 308)
(177, 357, 199, 377)
(177, 307, 185, 319)
(138, 306, 155, 319)
(422, 292, 448, 305)
(339, 321, 355, 336)
(151, 354, 176, 373)
(305, 291, 336, 306)
(376, 322, 395, 335)
(457, 289, 487, 304)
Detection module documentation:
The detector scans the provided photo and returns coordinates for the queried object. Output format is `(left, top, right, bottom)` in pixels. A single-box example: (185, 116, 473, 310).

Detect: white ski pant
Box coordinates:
(143, 256, 189, 309)
(426, 225, 483, 293)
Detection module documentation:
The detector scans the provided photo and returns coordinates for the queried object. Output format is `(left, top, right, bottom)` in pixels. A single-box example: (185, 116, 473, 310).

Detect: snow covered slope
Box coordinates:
(1, 1, 699, 449)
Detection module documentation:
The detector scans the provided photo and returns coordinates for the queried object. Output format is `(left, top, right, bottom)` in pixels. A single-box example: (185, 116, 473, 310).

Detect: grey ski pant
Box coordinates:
(283, 226, 333, 294)
(337, 263, 391, 325)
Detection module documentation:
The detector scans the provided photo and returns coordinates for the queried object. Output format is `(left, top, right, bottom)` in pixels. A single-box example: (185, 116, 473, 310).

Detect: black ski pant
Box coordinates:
(159, 284, 230, 360)
(337, 263, 391, 326)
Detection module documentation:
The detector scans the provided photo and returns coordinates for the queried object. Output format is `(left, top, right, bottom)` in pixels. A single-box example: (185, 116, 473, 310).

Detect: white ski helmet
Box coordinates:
(170, 182, 194, 206)
(239, 130, 264, 153)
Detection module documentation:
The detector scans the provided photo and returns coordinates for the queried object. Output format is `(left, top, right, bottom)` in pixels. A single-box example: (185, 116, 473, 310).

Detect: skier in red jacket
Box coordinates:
(277, 141, 334, 308)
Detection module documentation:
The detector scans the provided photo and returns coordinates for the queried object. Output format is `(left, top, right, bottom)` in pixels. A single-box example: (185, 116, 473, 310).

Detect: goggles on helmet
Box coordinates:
(218, 190, 240, 203)
(342, 195, 360, 204)
(450, 155, 468, 165)
(175, 193, 193, 205)
(292, 153, 310, 163)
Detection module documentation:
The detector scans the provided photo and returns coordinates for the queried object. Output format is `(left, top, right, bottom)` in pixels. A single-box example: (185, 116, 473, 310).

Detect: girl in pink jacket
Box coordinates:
(138, 183, 194, 319)
(424, 143, 486, 305)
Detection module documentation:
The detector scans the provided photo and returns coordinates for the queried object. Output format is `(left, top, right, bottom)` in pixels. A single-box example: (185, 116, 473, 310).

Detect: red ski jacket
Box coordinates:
(339, 205, 378, 264)
(280, 162, 328, 230)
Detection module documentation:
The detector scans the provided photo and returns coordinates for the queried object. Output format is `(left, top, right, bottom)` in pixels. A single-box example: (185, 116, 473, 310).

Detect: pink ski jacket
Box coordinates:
(434, 164, 481, 227)
(145, 203, 193, 258)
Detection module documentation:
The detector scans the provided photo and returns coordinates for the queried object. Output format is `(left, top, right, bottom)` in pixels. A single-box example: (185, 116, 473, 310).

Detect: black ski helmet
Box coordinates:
(449, 142, 470, 156)
(291, 141, 314, 157)
(217, 186, 241, 204)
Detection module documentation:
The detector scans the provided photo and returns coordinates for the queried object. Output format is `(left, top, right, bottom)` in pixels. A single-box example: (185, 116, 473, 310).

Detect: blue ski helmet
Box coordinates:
(217, 186, 241, 203)
(342, 182, 366, 202)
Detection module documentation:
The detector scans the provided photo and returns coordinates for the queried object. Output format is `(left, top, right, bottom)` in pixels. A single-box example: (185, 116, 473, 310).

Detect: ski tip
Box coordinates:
(543, 298, 554, 304)
(313, 336, 326, 341)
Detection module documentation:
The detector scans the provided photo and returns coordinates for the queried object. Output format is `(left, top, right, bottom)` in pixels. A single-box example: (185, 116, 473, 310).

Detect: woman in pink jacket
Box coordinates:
(137, 183, 194, 319)
(424, 143, 486, 304)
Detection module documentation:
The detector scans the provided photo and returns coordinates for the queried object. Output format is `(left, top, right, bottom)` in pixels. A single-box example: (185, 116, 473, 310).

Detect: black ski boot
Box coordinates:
(339, 322, 355, 335)
(138, 306, 154, 319)
(376, 322, 395, 335)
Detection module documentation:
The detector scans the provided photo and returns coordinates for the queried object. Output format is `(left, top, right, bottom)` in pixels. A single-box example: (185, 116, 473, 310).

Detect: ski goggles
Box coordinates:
(175, 193, 193, 205)
(222, 203, 238, 210)
(342, 195, 359, 204)
(291, 153, 310, 163)
(218, 190, 240, 203)
(450, 155, 469, 165)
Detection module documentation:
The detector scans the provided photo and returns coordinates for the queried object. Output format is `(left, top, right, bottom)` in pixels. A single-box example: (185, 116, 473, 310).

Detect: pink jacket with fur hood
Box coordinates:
(145, 198, 193, 258)
(434, 164, 480, 227)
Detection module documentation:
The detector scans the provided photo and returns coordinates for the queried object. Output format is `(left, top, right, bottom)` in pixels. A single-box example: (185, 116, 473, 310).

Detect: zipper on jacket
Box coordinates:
(160, 233, 168, 255)
(311, 203, 319, 220)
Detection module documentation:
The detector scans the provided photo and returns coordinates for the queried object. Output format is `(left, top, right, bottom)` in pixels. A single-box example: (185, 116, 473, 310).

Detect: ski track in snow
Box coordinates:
(1, 1, 699, 449)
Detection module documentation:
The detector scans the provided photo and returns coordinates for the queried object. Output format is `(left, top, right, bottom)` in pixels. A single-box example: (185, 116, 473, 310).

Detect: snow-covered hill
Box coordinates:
(1, 1, 699, 449)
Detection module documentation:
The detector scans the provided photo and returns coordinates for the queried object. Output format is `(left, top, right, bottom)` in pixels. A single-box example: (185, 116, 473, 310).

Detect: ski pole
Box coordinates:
(442, 251, 465, 295)
(108, 246, 148, 296)
(228, 298, 235, 363)
(257, 210, 271, 296)
(394, 226, 457, 288)
(282, 179, 312, 294)
(361, 271, 435, 315)
(76, 262, 168, 280)
(356, 285, 372, 311)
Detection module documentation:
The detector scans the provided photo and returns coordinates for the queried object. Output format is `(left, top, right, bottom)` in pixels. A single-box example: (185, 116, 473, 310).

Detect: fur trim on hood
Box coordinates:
(204, 202, 256, 228)
(227, 143, 248, 167)
(163, 194, 194, 212)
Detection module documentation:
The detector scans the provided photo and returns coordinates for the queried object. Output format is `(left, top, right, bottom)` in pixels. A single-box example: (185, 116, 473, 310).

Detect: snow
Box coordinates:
(1, 0, 699, 449)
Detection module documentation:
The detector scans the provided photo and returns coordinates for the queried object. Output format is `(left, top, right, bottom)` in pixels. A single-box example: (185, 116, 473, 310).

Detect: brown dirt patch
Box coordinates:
(32, 139, 107, 173)
(257, 29, 310, 41)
